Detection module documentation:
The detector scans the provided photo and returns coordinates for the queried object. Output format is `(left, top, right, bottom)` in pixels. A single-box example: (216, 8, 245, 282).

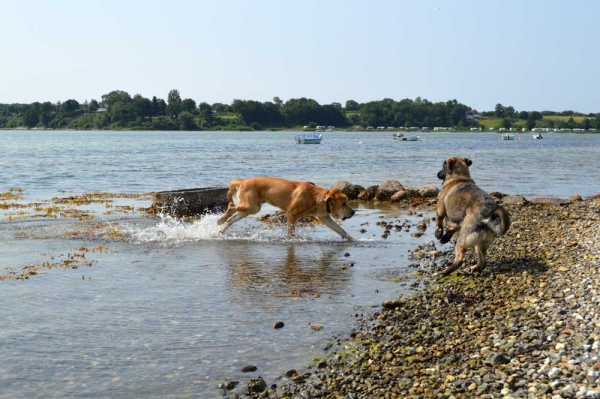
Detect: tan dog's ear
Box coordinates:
(324, 189, 335, 214)
(464, 158, 472, 166)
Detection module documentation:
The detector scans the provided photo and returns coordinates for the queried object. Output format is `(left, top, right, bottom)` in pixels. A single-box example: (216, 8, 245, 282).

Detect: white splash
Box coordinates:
(128, 213, 223, 244)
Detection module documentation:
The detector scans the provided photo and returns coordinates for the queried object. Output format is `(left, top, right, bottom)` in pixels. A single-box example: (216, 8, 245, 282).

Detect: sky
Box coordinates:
(1, 0, 599, 113)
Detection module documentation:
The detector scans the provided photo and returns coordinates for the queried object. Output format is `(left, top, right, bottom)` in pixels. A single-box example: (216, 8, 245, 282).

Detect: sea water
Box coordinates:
(1, 130, 598, 397)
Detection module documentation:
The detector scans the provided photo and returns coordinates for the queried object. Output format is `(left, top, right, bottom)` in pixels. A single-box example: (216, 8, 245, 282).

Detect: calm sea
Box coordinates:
(1, 130, 598, 398)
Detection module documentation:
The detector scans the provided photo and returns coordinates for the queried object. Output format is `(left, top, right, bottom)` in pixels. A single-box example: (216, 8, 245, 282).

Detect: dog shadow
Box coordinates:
(489, 256, 549, 276)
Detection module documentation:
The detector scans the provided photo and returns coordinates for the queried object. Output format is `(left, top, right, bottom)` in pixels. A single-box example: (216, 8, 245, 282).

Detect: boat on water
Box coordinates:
(532, 133, 544, 139)
(395, 134, 420, 141)
(295, 133, 323, 144)
(392, 133, 404, 139)
(502, 133, 515, 140)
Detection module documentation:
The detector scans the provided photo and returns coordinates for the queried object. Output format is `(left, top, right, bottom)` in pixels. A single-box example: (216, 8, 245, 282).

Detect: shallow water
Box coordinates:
(1, 130, 599, 398)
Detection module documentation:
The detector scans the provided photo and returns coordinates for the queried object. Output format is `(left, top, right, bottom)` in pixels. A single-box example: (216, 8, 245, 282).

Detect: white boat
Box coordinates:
(502, 133, 515, 140)
(295, 133, 323, 144)
(532, 133, 543, 139)
(392, 133, 404, 139)
(395, 134, 420, 141)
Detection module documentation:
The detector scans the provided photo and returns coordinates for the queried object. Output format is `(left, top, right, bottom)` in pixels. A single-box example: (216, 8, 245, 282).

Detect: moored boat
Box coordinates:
(532, 133, 543, 139)
(395, 134, 419, 141)
(502, 133, 515, 140)
(294, 133, 323, 144)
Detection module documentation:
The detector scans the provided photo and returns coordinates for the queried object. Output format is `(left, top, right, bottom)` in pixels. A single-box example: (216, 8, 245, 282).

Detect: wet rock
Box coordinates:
(331, 180, 364, 200)
(241, 365, 257, 373)
(358, 185, 377, 201)
(273, 321, 285, 329)
(417, 184, 439, 198)
(375, 180, 404, 201)
(247, 376, 266, 393)
(390, 190, 409, 202)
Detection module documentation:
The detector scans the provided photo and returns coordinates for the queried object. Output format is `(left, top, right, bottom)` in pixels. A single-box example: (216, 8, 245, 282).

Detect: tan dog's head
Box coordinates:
(437, 157, 472, 182)
(325, 189, 355, 220)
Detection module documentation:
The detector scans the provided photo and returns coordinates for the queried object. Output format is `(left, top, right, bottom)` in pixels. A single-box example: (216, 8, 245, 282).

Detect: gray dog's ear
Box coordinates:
(446, 159, 455, 172)
(464, 158, 472, 166)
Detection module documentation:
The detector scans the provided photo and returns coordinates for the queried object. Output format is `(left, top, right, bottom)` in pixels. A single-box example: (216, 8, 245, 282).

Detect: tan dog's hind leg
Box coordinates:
(218, 194, 262, 234)
(217, 202, 238, 225)
(318, 215, 354, 240)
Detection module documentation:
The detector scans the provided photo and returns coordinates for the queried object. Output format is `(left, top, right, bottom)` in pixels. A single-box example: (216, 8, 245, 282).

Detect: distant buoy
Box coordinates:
(588, 136, 592, 139)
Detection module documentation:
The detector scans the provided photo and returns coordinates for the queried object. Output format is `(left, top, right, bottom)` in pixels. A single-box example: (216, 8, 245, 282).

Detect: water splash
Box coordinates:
(128, 213, 223, 244)
(124, 213, 364, 246)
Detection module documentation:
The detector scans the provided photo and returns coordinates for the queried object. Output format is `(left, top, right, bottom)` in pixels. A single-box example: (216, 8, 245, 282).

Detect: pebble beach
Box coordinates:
(239, 195, 600, 398)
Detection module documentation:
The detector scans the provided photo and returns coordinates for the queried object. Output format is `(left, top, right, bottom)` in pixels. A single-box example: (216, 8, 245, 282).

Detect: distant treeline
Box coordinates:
(1, 89, 598, 131)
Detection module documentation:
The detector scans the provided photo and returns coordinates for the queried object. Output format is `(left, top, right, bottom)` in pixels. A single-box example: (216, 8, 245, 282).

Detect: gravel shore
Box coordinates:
(239, 196, 600, 398)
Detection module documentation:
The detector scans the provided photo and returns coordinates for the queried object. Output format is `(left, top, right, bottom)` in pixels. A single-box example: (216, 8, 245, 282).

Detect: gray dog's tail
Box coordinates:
(487, 207, 511, 236)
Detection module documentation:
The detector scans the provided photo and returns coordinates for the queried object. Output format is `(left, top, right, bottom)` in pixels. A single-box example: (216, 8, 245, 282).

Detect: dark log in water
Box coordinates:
(152, 187, 229, 217)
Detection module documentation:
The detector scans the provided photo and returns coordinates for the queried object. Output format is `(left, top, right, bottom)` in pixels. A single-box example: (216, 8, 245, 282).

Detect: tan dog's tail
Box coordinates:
(226, 179, 244, 204)
(488, 207, 511, 236)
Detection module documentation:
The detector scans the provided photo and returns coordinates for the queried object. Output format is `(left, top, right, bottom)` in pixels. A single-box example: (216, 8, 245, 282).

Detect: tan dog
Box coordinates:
(217, 177, 355, 239)
(435, 157, 511, 275)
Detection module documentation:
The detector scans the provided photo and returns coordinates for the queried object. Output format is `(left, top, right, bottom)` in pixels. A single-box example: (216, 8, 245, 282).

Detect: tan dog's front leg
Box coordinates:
(318, 215, 354, 240)
(286, 215, 297, 236)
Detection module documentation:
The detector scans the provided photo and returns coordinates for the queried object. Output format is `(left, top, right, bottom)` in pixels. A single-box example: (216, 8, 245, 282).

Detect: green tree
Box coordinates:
(345, 100, 359, 112)
(519, 110, 529, 120)
(529, 111, 543, 122)
(110, 102, 133, 125)
(177, 111, 197, 130)
(167, 89, 182, 118)
(505, 106, 516, 118)
(198, 102, 214, 126)
(151, 96, 166, 116)
(39, 101, 55, 126)
(182, 98, 197, 113)
(495, 103, 505, 118)
(132, 97, 153, 121)
(273, 96, 283, 108)
(583, 118, 591, 130)
(61, 99, 80, 115)
(89, 99, 100, 112)
(502, 118, 511, 129)
(101, 90, 132, 109)
(21, 104, 40, 127)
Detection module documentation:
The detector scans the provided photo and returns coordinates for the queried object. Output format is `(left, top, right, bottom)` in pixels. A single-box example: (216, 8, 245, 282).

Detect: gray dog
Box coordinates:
(435, 157, 511, 275)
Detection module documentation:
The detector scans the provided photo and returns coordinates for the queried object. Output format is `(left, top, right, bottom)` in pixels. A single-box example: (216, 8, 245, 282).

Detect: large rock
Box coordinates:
(390, 190, 410, 203)
(331, 180, 364, 200)
(417, 184, 440, 198)
(502, 195, 529, 205)
(358, 185, 378, 201)
(375, 180, 405, 201)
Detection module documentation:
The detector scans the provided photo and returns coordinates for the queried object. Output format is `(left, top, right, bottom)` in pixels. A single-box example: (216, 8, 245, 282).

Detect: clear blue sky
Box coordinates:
(1, 0, 598, 113)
